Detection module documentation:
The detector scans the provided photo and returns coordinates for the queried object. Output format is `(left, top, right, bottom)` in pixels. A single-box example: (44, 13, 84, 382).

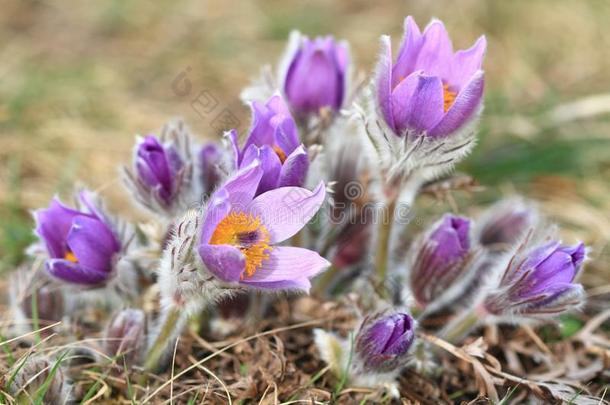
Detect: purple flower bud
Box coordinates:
(355, 311, 415, 372)
(104, 309, 147, 365)
(21, 285, 64, 326)
(33, 195, 121, 286)
(284, 34, 349, 116)
(477, 199, 536, 251)
(376, 16, 486, 138)
(228, 94, 308, 195)
(409, 214, 472, 307)
(199, 142, 225, 196)
(135, 135, 184, 206)
(484, 241, 586, 318)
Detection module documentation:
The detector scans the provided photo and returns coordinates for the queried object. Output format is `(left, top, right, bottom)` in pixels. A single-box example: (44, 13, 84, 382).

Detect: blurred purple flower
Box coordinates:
(409, 214, 472, 307)
(284, 34, 349, 116)
(478, 199, 536, 251)
(34, 195, 121, 286)
(198, 162, 329, 292)
(105, 308, 147, 365)
(135, 135, 184, 206)
(484, 241, 586, 317)
(228, 94, 308, 195)
(355, 311, 415, 372)
(376, 16, 486, 138)
(199, 142, 225, 196)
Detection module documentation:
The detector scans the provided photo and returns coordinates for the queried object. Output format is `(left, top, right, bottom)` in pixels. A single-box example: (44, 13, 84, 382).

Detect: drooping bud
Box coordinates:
(9, 355, 71, 403)
(104, 308, 147, 365)
(477, 198, 537, 252)
(408, 214, 473, 308)
(483, 241, 586, 319)
(354, 311, 416, 373)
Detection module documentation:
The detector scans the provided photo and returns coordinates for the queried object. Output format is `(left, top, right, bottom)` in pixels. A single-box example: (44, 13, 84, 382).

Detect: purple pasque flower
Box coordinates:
(355, 311, 415, 372)
(228, 94, 308, 195)
(134, 135, 184, 206)
(409, 214, 472, 307)
(484, 241, 586, 318)
(197, 161, 329, 292)
(284, 33, 349, 116)
(199, 141, 225, 197)
(376, 16, 486, 138)
(34, 194, 121, 286)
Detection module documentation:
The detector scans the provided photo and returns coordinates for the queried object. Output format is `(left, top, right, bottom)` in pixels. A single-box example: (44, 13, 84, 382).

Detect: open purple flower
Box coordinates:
(355, 311, 415, 372)
(198, 162, 329, 292)
(228, 94, 308, 195)
(34, 195, 121, 286)
(409, 214, 472, 307)
(135, 135, 184, 206)
(284, 34, 349, 116)
(484, 241, 586, 318)
(376, 16, 486, 138)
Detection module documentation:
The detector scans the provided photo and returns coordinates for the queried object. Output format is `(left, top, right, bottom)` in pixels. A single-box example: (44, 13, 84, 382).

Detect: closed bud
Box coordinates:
(355, 311, 416, 373)
(124, 119, 195, 217)
(104, 308, 147, 365)
(408, 214, 473, 308)
(22, 285, 64, 329)
(283, 32, 349, 117)
(484, 241, 586, 319)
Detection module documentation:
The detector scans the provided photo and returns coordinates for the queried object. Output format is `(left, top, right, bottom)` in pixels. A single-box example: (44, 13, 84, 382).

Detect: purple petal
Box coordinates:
(392, 16, 423, 88)
(198, 244, 245, 282)
(200, 189, 232, 244)
(451, 35, 487, 88)
(46, 259, 110, 285)
(34, 198, 84, 258)
(241, 145, 281, 195)
(429, 70, 484, 137)
(226, 129, 241, 167)
(221, 161, 263, 211)
(246, 182, 326, 243)
(66, 216, 119, 272)
(278, 145, 309, 187)
(240, 246, 330, 292)
(375, 35, 395, 133)
(391, 72, 444, 134)
(274, 116, 300, 155)
(414, 19, 454, 80)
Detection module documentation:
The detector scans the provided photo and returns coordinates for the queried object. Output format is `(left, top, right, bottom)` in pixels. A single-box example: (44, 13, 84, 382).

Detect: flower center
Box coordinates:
(272, 145, 287, 164)
(64, 250, 78, 263)
(209, 212, 272, 277)
(443, 83, 457, 113)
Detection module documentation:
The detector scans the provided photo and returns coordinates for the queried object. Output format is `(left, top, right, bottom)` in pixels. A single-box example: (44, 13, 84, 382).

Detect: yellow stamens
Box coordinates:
(64, 251, 78, 263)
(443, 83, 457, 113)
(209, 212, 272, 278)
(272, 145, 287, 164)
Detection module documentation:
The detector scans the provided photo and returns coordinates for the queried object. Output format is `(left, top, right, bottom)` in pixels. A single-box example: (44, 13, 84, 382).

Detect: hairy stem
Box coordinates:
(439, 310, 479, 343)
(144, 306, 183, 372)
(374, 195, 397, 284)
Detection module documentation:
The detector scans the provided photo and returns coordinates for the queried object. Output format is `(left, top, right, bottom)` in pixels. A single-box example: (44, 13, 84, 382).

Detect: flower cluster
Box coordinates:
(12, 14, 589, 402)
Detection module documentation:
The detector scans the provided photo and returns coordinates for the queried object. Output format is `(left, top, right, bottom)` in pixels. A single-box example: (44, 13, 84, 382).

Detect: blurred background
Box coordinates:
(1, 0, 609, 286)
